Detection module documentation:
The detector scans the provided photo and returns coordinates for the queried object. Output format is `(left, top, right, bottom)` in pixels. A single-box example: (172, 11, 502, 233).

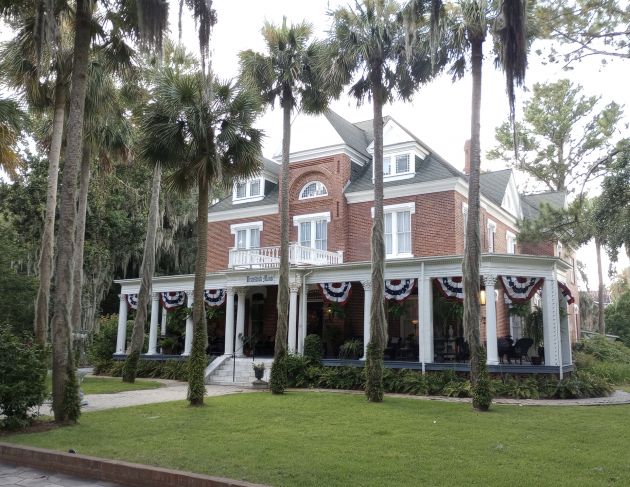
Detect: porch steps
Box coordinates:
(205, 356, 274, 386)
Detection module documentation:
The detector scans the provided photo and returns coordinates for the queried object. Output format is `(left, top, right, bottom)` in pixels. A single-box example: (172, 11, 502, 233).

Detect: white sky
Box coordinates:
(2, 2, 628, 287)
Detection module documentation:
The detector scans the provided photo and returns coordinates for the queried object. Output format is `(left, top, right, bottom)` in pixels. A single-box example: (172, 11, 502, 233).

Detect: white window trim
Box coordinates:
(372, 151, 415, 182)
(299, 181, 328, 200)
(506, 231, 516, 254)
(371, 202, 415, 259)
(487, 219, 497, 253)
(293, 212, 331, 250)
(230, 221, 263, 250)
(232, 178, 265, 204)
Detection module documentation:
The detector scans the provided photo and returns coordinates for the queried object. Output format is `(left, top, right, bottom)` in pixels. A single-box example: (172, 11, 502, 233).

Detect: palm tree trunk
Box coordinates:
(365, 70, 387, 403)
(123, 163, 162, 383)
(71, 144, 91, 335)
(270, 85, 292, 394)
(50, 0, 92, 423)
(463, 37, 489, 411)
(188, 174, 209, 406)
(595, 238, 605, 335)
(33, 79, 66, 345)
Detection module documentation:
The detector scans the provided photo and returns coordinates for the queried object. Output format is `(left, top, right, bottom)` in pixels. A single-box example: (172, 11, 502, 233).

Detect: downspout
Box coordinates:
(420, 262, 425, 375)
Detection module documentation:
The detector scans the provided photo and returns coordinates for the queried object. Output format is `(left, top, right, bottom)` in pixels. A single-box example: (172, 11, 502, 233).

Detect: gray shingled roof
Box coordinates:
(262, 157, 280, 177)
(324, 111, 371, 157)
(521, 191, 566, 219)
(208, 182, 278, 213)
(479, 169, 512, 206)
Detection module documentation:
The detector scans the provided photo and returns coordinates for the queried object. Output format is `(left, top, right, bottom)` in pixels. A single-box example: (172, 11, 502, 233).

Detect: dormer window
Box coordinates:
(233, 178, 264, 203)
(374, 152, 414, 181)
(299, 181, 328, 199)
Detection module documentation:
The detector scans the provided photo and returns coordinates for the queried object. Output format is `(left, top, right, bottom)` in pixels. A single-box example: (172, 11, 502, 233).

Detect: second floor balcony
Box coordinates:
(228, 243, 344, 269)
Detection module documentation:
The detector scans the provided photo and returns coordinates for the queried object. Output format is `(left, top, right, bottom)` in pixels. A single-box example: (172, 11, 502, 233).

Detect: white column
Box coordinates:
(288, 282, 300, 353)
(421, 277, 434, 363)
(560, 294, 572, 366)
(484, 275, 499, 365)
(115, 294, 128, 355)
(147, 293, 159, 355)
(224, 287, 236, 356)
(160, 302, 167, 336)
(297, 283, 308, 354)
(182, 291, 193, 356)
(360, 280, 372, 359)
(542, 277, 561, 367)
(235, 287, 247, 356)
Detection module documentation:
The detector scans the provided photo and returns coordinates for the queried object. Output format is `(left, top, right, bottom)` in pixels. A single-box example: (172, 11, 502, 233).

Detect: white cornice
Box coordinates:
(346, 177, 460, 203)
(274, 145, 369, 166)
(207, 204, 278, 223)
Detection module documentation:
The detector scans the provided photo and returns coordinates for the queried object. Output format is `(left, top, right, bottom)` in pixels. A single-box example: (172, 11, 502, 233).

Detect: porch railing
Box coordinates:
(228, 243, 343, 269)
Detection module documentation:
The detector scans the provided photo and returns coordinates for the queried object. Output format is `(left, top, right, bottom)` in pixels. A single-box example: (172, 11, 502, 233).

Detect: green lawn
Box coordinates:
(46, 376, 163, 395)
(6, 392, 630, 486)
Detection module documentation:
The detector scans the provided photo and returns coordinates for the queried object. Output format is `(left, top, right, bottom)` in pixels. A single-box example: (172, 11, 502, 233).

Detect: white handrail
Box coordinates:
(228, 243, 343, 268)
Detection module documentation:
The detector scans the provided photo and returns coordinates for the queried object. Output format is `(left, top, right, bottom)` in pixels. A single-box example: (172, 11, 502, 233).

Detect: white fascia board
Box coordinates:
(346, 177, 459, 203)
(232, 195, 265, 205)
(115, 273, 228, 294)
(262, 170, 278, 184)
(293, 211, 331, 225)
(207, 204, 278, 223)
(368, 141, 428, 159)
(370, 201, 416, 217)
(274, 145, 369, 166)
(453, 179, 518, 228)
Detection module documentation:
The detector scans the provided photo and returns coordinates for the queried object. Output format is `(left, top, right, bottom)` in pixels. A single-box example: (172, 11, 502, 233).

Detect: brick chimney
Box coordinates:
(464, 139, 471, 175)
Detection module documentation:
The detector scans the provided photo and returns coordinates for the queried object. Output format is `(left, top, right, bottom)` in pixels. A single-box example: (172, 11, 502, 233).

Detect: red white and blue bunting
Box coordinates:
(384, 279, 415, 301)
(558, 281, 575, 304)
(127, 293, 138, 310)
(160, 291, 186, 311)
(500, 276, 544, 303)
(319, 282, 352, 304)
(204, 289, 226, 307)
(434, 277, 464, 302)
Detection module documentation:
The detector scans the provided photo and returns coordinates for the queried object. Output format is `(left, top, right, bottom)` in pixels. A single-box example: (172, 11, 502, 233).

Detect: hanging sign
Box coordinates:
(204, 289, 226, 307)
(500, 276, 544, 303)
(319, 282, 352, 304)
(558, 281, 575, 304)
(160, 291, 186, 310)
(127, 293, 138, 310)
(434, 277, 464, 302)
(384, 279, 415, 301)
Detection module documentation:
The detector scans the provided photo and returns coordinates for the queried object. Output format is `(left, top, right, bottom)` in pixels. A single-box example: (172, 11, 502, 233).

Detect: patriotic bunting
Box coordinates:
(434, 277, 464, 302)
(500, 276, 544, 303)
(558, 281, 575, 304)
(384, 279, 415, 301)
(127, 293, 138, 310)
(204, 289, 226, 307)
(319, 282, 352, 304)
(160, 291, 186, 310)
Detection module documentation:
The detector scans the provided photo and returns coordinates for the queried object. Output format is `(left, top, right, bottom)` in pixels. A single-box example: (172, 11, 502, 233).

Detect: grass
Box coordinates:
(45, 376, 163, 395)
(5, 392, 630, 486)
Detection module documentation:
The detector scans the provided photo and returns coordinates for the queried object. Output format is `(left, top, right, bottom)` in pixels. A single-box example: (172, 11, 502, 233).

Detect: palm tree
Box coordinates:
(239, 18, 335, 394)
(0, 98, 27, 179)
(445, 0, 528, 410)
(328, 0, 442, 402)
(139, 67, 263, 405)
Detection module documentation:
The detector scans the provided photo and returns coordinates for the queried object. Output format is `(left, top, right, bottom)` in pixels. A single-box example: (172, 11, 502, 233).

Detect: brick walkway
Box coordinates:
(0, 462, 124, 487)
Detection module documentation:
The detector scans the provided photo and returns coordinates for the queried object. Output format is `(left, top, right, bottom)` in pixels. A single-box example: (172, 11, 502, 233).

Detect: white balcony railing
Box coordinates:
(228, 243, 343, 269)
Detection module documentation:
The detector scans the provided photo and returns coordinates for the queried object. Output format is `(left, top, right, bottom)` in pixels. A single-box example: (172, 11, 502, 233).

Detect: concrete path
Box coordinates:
(0, 462, 123, 487)
(37, 379, 258, 416)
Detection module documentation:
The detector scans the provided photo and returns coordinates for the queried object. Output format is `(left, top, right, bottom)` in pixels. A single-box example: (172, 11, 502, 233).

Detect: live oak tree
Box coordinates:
(239, 19, 334, 394)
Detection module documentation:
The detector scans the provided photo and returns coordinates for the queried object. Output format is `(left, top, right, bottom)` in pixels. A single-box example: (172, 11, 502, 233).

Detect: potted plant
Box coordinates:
(252, 362, 265, 381)
(524, 306, 544, 365)
(338, 338, 363, 360)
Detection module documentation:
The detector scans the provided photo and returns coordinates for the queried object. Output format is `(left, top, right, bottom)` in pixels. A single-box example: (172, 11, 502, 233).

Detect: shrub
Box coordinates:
(472, 349, 493, 411)
(553, 371, 613, 399)
(443, 380, 471, 398)
(270, 349, 288, 394)
(575, 336, 630, 363)
(88, 315, 132, 374)
(0, 325, 48, 429)
(303, 334, 323, 363)
(285, 354, 311, 387)
(105, 359, 189, 381)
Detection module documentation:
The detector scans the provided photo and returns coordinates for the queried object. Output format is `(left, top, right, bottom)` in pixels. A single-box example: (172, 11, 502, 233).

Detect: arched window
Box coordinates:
(299, 181, 328, 199)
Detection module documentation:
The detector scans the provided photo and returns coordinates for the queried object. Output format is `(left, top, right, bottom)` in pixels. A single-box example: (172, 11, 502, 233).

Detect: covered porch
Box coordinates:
(113, 253, 576, 376)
